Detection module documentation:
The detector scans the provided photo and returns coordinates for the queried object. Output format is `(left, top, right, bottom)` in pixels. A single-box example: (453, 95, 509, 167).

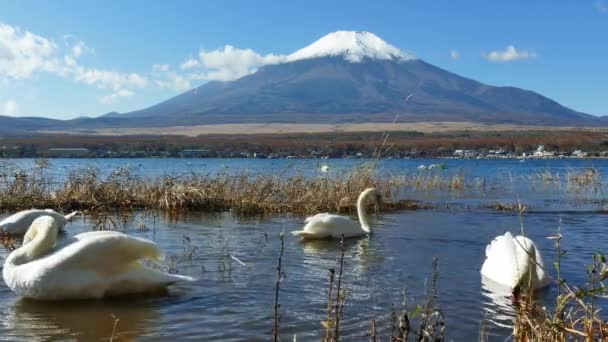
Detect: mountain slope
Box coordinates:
(119, 55, 594, 126)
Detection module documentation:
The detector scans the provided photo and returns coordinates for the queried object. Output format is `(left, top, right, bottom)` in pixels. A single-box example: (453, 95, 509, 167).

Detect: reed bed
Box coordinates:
(566, 168, 602, 193)
(0, 163, 433, 215)
(2, 159, 607, 216)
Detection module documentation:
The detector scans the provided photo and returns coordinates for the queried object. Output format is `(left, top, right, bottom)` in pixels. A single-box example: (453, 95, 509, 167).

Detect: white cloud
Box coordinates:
(64, 55, 77, 67)
(484, 45, 537, 62)
(99, 89, 135, 104)
(155, 72, 191, 91)
(180, 58, 199, 70)
(2, 99, 18, 116)
(596, 0, 608, 13)
(0, 23, 60, 79)
(63, 35, 93, 58)
(197, 45, 285, 81)
(0, 22, 146, 103)
(153, 63, 170, 72)
(73, 66, 147, 91)
(174, 45, 286, 82)
(72, 44, 83, 58)
(450, 50, 460, 60)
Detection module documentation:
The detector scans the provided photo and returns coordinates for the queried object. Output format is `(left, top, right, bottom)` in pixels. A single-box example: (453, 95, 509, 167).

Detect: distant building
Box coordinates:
(47, 148, 90, 157)
(181, 149, 210, 157)
(572, 150, 588, 158)
(464, 150, 478, 158)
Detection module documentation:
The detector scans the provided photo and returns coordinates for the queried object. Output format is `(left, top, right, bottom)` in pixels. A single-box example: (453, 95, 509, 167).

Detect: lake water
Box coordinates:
(1, 158, 608, 341)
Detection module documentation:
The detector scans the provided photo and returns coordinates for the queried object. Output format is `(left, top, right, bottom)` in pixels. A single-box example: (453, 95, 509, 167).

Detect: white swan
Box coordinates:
(0, 209, 78, 236)
(418, 165, 426, 171)
(320, 164, 329, 173)
(291, 188, 379, 240)
(3, 216, 194, 300)
(480, 232, 550, 292)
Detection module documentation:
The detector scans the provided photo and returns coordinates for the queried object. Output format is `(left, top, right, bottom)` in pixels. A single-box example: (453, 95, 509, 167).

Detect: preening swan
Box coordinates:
(3, 216, 194, 300)
(291, 188, 379, 240)
(481, 232, 550, 292)
(0, 209, 78, 236)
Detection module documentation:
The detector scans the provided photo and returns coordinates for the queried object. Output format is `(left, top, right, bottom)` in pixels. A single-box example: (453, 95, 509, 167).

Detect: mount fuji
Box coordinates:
(110, 31, 595, 127)
(0, 31, 601, 133)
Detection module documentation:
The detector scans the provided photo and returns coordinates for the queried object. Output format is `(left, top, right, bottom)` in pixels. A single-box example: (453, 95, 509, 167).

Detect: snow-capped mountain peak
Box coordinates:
(286, 31, 414, 63)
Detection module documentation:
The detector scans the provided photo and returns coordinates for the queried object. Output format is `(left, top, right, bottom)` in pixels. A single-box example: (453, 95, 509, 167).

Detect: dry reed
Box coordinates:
(512, 250, 608, 341)
(0, 163, 429, 215)
(273, 232, 285, 342)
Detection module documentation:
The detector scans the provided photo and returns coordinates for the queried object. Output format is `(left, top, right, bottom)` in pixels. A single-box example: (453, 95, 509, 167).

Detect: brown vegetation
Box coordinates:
(512, 235, 608, 341)
(0, 163, 431, 215)
(3, 127, 608, 158)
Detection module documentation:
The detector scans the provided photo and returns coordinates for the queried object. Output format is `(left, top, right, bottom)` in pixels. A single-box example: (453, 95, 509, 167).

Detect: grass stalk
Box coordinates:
(273, 232, 285, 342)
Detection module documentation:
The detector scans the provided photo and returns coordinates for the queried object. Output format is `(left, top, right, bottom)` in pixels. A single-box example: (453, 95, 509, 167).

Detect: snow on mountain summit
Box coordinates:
(287, 31, 415, 63)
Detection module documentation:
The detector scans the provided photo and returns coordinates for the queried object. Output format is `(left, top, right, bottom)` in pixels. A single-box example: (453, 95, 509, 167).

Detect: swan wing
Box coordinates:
(513, 235, 551, 289)
(481, 232, 519, 288)
(295, 213, 362, 239)
(8, 231, 192, 300)
(304, 213, 335, 224)
(47, 231, 164, 274)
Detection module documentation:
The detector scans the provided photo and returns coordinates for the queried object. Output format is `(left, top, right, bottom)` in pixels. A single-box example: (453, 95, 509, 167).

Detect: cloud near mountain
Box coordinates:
(172, 31, 414, 83)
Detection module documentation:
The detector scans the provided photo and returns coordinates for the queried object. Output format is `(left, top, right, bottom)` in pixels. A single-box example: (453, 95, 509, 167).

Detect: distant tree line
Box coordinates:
(1, 130, 608, 158)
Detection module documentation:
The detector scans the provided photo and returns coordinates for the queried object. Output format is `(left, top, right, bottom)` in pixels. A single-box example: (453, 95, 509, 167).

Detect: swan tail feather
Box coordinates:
(165, 273, 197, 283)
(291, 230, 321, 240)
(64, 211, 79, 221)
(485, 232, 515, 258)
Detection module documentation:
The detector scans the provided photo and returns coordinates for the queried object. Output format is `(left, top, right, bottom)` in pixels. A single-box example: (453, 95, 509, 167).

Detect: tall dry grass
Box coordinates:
(512, 235, 608, 341)
(0, 163, 431, 215)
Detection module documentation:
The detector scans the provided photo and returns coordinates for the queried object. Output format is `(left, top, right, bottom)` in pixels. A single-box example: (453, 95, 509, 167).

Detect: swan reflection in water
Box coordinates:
(480, 276, 550, 331)
(300, 237, 385, 280)
(4, 297, 161, 341)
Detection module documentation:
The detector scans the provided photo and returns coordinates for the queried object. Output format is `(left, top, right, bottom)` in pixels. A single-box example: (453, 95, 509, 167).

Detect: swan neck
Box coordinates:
(357, 190, 374, 233)
(6, 223, 57, 267)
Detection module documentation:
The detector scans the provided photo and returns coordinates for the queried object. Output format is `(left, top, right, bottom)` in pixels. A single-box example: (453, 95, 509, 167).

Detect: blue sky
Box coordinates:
(1, 0, 607, 119)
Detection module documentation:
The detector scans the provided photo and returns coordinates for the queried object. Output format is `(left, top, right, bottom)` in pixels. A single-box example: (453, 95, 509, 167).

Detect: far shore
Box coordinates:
(40, 121, 608, 137)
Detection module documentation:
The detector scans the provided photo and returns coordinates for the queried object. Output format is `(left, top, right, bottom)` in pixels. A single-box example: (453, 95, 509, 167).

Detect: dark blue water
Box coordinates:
(0, 158, 606, 341)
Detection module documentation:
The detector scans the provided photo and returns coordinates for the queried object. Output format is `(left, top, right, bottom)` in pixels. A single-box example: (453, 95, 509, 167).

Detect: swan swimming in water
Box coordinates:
(291, 188, 379, 240)
(481, 232, 550, 292)
(3, 216, 194, 300)
(0, 209, 78, 236)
